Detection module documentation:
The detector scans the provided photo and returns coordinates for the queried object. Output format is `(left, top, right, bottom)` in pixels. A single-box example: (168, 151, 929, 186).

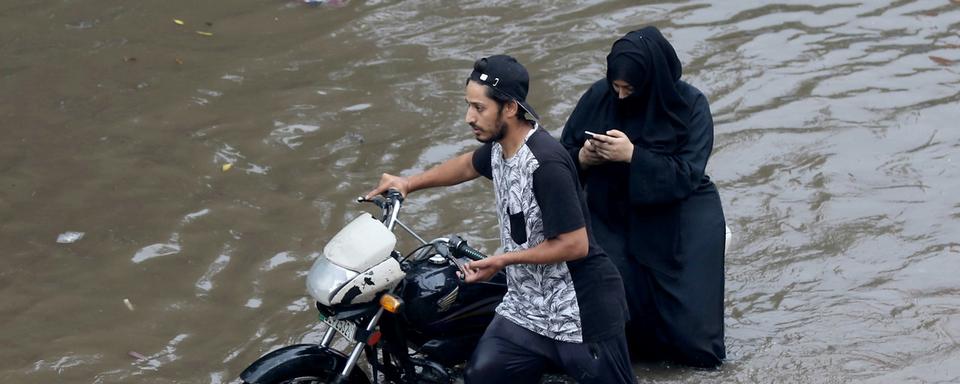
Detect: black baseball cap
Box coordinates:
(468, 55, 540, 121)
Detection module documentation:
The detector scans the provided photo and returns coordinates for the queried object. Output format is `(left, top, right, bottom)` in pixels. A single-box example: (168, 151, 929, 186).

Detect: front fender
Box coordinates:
(240, 344, 354, 384)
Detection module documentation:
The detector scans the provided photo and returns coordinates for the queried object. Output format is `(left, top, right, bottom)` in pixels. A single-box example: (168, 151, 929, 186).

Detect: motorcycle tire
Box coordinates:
(239, 344, 370, 384)
(243, 369, 370, 384)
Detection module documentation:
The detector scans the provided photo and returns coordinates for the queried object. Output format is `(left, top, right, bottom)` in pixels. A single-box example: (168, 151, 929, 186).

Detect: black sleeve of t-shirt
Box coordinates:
(471, 143, 493, 179)
(532, 161, 585, 239)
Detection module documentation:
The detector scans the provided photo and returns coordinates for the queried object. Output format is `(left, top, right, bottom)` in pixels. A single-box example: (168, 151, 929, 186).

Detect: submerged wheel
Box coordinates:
(238, 344, 371, 384)
(244, 369, 369, 384)
(281, 375, 367, 384)
(280, 378, 325, 384)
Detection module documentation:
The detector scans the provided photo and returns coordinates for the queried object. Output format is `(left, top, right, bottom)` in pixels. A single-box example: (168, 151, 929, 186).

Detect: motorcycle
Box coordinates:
(240, 190, 507, 384)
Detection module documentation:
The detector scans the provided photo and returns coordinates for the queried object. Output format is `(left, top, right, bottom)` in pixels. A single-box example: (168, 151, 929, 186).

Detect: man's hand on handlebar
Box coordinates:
(463, 255, 507, 283)
(365, 173, 411, 200)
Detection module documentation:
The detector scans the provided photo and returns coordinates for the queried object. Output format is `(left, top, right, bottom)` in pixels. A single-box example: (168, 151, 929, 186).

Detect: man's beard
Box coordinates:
(481, 120, 507, 143)
(476, 109, 507, 144)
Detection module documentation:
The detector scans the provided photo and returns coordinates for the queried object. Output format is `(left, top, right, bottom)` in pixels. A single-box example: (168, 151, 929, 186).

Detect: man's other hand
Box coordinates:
(463, 255, 506, 283)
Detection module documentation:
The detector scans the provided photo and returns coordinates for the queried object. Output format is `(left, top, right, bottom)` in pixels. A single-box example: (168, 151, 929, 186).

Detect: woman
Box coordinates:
(559, 26, 726, 367)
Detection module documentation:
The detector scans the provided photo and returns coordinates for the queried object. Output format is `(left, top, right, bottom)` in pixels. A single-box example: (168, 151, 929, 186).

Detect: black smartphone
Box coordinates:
(584, 130, 608, 139)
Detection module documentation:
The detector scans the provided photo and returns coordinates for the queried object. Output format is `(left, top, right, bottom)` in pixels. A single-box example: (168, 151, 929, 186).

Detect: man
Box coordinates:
(365, 55, 635, 384)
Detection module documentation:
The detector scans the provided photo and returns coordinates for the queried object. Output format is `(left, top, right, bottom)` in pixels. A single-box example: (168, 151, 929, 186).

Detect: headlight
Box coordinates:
(306, 257, 358, 306)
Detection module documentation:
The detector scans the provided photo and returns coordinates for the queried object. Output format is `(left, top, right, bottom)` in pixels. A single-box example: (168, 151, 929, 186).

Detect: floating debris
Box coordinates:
(123, 56, 137, 62)
(196, 31, 214, 37)
(128, 351, 147, 361)
(222, 163, 233, 172)
(929, 56, 955, 66)
(175, 58, 184, 65)
(123, 298, 135, 311)
(173, 19, 185, 25)
(56, 232, 84, 244)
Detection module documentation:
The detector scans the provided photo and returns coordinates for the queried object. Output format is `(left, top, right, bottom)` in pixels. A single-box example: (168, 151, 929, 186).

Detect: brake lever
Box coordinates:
(449, 255, 471, 281)
(384, 188, 404, 203)
(356, 195, 386, 209)
(435, 242, 470, 281)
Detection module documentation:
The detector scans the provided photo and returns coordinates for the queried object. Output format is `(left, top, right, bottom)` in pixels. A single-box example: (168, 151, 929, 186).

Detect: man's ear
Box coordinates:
(506, 100, 521, 120)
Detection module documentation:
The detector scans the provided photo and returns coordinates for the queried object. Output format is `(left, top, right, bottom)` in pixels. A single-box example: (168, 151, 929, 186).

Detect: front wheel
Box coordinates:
(244, 369, 369, 384)
(239, 344, 370, 384)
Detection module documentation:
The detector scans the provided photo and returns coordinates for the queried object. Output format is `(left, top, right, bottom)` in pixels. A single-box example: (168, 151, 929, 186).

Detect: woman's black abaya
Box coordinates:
(560, 26, 727, 367)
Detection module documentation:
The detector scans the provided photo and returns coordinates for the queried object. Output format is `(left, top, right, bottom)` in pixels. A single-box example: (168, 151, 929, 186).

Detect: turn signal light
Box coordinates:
(379, 294, 404, 313)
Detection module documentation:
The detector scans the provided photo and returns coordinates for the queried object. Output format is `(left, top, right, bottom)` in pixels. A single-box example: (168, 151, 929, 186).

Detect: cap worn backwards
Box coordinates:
(468, 55, 540, 121)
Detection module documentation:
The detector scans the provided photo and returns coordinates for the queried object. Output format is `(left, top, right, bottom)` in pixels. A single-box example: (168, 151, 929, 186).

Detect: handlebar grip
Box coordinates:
(456, 244, 486, 261)
(449, 236, 486, 261)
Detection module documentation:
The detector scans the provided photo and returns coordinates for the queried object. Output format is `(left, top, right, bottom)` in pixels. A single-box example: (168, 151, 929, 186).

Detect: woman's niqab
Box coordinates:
(600, 26, 691, 153)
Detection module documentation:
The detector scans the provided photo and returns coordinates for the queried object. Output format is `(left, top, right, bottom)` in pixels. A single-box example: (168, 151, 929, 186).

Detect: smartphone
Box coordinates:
(584, 130, 606, 139)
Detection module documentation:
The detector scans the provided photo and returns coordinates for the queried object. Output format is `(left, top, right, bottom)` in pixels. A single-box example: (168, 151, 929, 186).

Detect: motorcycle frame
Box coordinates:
(318, 193, 449, 383)
(241, 191, 498, 384)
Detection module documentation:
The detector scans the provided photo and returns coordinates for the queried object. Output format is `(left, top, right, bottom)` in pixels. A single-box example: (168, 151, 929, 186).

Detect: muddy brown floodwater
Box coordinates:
(2, 1, 959, 383)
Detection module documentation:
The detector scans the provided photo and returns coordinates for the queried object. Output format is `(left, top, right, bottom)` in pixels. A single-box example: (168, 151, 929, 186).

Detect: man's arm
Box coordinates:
(463, 157, 590, 282)
(463, 227, 588, 283)
(364, 151, 480, 199)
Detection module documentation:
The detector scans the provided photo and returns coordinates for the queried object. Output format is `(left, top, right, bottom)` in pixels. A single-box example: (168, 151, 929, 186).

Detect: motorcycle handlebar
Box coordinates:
(356, 188, 404, 207)
(448, 236, 487, 261)
(383, 188, 404, 203)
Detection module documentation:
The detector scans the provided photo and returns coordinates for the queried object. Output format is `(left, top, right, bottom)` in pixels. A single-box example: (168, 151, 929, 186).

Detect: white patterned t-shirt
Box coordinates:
(472, 125, 628, 343)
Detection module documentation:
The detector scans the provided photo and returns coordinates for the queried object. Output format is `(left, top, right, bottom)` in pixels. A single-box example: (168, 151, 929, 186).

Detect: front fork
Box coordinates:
(321, 307, 387, 381)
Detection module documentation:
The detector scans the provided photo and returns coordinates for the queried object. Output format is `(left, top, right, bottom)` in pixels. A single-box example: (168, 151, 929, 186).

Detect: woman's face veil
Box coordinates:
(602, 26, 690, 152)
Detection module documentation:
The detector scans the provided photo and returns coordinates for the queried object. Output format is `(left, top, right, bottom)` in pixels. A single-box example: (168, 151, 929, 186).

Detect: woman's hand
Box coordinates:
(590, 129, 634, 163)
(578, 139, 606, 169)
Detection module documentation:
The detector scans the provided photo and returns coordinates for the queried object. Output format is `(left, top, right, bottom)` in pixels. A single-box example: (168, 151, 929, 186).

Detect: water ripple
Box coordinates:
(6, 0, 960, 383)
